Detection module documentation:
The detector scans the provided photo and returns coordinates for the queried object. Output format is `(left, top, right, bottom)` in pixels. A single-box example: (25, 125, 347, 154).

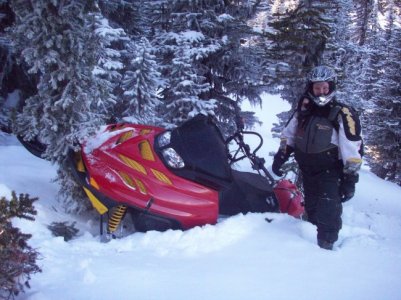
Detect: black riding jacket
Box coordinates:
(281, 98, 362, 173)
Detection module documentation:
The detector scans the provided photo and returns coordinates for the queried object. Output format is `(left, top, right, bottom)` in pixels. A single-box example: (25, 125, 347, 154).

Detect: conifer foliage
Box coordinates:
(153, 0, 223, 126)
(10, 0, 122, 162)
(363, 1, 401, 184)
(0, 191, 41, 299)
(120, 37, 162, 122)
(264, 1, 331, 106)
(47, 221, 79, 241)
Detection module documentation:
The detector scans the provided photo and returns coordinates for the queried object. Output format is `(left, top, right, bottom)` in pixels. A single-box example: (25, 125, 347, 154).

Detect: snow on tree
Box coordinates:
(151, 1, 226, 127)
(120, 37, 163, 123)
(263, 1, 332, 107)
(98, 0, 142, 36)
(206, 7, 266, 127)
(10, 0, 118, 160)
(364, 0, 401, 185)
(9, 0, 128, 211)
(157, 30, 216, 127)
(0, 0, 15, 131)
(90, 12, 126, 111)
(0, 192, 41, 299)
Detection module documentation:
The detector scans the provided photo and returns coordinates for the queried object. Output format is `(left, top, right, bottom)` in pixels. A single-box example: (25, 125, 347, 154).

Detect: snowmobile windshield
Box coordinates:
(155, 114, 232, 190)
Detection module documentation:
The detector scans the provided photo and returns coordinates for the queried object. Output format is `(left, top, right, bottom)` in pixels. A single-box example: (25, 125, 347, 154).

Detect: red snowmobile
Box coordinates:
(66, 113, 304, 235)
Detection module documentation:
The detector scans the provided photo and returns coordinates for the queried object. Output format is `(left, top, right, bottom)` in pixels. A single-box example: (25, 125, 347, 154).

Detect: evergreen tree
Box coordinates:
(9, 0, 128, 211)
(320, 0, 353, 70)
(98, 0, 142, 36)
(160, 33, 215, 126)
(90, 12, 126, 111)
(120, 37, 163, 123)
(206, 3, 267, 130)
(263, 1, 331, 107)
(0, 192, 41, 299)
(152, 0, 224, 127)
(10, 0, 118, 161)
(342, 0, 378, 111)
(0, 0, 15, 131)
(350, 0, 373, 46)
(364, 0, 401, 185)
(151, 0, 264, 132)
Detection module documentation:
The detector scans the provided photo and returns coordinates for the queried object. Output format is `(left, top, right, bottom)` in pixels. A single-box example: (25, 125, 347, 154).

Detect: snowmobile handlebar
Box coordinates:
(226, 130, 276, 185)
(225, 130, 263, 163)
(225, 112, 276, 185)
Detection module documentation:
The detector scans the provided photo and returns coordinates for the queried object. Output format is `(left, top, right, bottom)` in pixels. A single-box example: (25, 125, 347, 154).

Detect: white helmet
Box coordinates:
(307, 66, 337, 106)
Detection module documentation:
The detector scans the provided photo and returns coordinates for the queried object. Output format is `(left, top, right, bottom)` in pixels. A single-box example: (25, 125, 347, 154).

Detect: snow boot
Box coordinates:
(318, 239, 333, 250)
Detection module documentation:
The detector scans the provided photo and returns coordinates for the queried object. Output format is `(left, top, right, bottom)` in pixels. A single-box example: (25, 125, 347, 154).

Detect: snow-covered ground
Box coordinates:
(1, 94, 401, 300)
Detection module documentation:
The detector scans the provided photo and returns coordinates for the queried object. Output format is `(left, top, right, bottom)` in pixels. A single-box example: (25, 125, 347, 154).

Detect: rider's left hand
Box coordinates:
(340, 173, 359, 202)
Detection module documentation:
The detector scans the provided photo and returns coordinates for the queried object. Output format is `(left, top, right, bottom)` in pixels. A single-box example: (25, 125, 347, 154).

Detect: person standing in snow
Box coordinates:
(271, 66, 363, 250)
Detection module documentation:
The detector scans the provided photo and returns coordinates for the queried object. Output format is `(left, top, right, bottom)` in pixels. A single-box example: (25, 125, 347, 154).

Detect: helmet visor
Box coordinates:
(312, 93, 335, 106)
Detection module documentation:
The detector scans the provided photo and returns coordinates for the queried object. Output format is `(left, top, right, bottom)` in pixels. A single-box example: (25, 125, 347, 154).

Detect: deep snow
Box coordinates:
(1, 94, 401, 300)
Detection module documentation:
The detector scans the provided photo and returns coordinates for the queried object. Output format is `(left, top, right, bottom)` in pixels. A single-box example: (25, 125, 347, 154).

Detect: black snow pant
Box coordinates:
(302, 168, 342, 243)
(296, 149, 343, 244)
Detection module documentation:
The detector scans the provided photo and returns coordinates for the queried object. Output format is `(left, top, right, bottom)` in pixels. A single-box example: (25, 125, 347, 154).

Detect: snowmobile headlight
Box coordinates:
(162, 148, 185, 169)
(157, 131, 172, 147)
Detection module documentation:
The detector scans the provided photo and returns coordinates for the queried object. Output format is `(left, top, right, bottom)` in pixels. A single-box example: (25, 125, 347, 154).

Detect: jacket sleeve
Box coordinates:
(281, 112, 298, 150)
(337, 107, 363, 174)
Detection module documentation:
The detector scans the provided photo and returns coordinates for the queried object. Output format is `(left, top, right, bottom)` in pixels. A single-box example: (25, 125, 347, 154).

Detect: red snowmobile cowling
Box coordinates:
(273, 179, 304, 218)
(79, 123, 219, 230)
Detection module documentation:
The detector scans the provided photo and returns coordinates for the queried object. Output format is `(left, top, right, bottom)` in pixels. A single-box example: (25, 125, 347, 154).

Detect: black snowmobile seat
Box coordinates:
(219, 169, 278, 215)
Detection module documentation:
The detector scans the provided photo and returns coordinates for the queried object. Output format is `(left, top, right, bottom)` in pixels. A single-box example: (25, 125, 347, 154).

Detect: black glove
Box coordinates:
(340, 173, 359, 202)
(297, 94, 314, 116)
(272, 148, 292, 177)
